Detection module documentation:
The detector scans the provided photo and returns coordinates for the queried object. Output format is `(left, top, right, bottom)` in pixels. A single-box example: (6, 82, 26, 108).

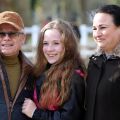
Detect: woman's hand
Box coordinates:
(22, 98, 37, 118)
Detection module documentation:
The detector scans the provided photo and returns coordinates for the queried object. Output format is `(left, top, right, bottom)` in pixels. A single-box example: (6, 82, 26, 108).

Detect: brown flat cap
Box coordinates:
(0, 11, 24, 31)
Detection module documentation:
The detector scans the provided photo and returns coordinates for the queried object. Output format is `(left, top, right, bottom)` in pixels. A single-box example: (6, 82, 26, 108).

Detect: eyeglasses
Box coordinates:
(0, 32, 23, 39)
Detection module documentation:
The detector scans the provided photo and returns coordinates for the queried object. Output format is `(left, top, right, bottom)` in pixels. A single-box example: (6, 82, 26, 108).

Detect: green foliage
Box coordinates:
(109, 0, 120, 4)
(114, 0, 120, 4)
(35, 0, 42, 7)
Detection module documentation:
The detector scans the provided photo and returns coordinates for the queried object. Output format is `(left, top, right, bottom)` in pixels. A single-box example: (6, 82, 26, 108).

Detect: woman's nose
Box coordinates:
(94, 29, 102, 37)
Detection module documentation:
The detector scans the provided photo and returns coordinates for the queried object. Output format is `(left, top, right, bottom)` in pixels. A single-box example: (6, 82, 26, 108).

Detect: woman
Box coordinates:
(85, 4, 120, 120)
(22, 19, 86, 120)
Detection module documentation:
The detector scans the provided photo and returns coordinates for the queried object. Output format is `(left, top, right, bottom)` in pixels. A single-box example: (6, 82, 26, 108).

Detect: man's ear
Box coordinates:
(21, 34, 26, 44)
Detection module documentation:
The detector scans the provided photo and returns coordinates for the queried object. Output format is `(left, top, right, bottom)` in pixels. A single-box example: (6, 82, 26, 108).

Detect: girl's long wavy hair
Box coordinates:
(33, 19, 85, 109)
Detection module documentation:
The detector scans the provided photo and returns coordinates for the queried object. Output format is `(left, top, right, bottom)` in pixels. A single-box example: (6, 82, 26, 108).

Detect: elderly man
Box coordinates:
(0, 11, 33, 120)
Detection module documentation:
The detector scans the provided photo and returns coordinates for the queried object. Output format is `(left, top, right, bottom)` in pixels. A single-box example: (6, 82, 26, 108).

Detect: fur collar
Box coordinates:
(94, 43, 120, 58)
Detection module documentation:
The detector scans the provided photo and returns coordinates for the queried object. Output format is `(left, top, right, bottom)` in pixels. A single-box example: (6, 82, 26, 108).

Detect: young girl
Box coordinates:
(22, 19, 86, 120)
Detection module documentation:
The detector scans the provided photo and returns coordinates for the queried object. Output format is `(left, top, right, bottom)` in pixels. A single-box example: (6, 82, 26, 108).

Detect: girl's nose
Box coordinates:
(47, 45, 54, 51)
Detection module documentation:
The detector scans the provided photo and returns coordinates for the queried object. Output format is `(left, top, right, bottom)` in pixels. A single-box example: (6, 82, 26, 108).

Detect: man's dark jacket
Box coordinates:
(0, 52, 33, 120)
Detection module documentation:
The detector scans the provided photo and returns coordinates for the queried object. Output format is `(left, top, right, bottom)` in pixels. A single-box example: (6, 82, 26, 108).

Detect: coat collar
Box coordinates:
(90, 44, 120, 68)
(94, 43, 120, 58)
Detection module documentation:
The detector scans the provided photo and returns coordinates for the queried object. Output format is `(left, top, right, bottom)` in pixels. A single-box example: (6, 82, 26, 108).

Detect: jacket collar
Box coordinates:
(94, 43, 120, 58)
(90, 44, 120, 68)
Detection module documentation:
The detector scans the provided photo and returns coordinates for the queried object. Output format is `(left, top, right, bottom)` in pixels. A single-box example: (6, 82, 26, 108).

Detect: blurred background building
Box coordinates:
(0, 0, 119, 65)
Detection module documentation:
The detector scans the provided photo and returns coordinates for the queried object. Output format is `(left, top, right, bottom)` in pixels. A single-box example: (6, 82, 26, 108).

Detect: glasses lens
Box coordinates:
(8, 32, 18, 38)
(0, 32, 6, 38)
(0, 32, 23, 38)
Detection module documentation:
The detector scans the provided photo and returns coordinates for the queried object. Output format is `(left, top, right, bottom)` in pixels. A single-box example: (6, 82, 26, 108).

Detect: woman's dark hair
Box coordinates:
(96, 4, 120, 26)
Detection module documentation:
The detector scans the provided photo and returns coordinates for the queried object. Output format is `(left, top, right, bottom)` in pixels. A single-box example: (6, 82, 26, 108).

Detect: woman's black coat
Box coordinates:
(85, 54, 120, 120)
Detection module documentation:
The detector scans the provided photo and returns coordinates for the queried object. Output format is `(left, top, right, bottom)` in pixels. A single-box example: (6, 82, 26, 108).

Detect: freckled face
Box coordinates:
(93, 13, 120, 52)
(43, 29, 65, 64)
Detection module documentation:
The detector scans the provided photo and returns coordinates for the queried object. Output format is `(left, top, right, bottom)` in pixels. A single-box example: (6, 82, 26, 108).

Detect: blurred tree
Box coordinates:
(0, 0, 119, 26)
(13, 0, 32, 26)
(0, 0, 34, 26)
(0, 0, 12, 11)
(30, 0, 37, 23)
(109, 0, 120, 4)
(31, 0, 37, 11)
(61, 0, 80, 20)
(77, 0, 87, 24)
